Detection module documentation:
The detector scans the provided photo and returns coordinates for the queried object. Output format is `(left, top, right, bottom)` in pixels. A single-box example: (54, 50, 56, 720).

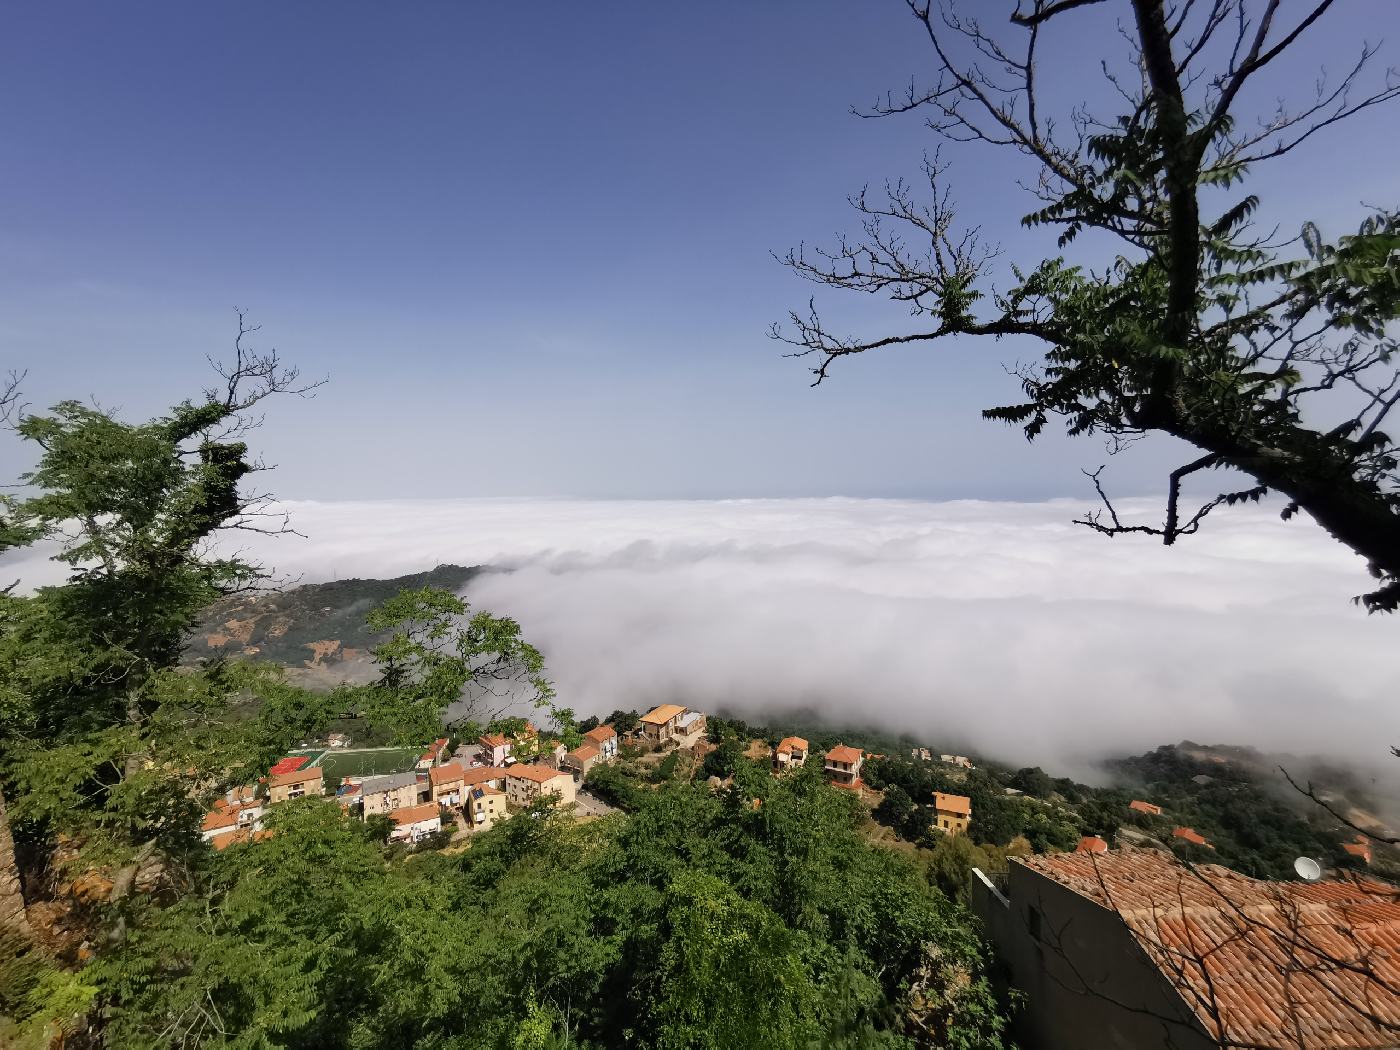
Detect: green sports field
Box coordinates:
(316, 747, 422, 781)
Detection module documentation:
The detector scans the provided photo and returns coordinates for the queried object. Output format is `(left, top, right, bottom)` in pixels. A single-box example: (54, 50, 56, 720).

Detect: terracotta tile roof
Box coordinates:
(429, 763, 465, 787)
(776, 736, 808, 754)
(1172, 826, 1212, 848)
(568, 744, 600, 762)
(1020, 848, 1400, 1047)
(269, 766, 323, 788)
(583, 725, 617, 743)
(507, 763, 568, 784)
(1076, 835, 1109, 854)
(934, 792, 972, 817)
(824, 744, 863, 765)
(479, 733, 508, 748)
(1129, 799, 1163, 816)
(268, 756, 311, 776)
(420, 737, 449, 761)
(391, 802, 441, 826)
(202, 809, 239, 833)
(210, 829, 273, 851)
(462, 766, 510, 786)
(640, 704, 687, 725)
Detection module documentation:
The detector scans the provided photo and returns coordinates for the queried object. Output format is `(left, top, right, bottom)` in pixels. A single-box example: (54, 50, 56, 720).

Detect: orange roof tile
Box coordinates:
(210, 829, 273, 851)
(934, 792, 972, 817)
(824, 744, 862, 764)
(270, 766, 323, 788)
(1075, 835, 1109, 854)
(1019, 848, 1400, 1048)
(1129, 799, 1162, 816)
(462, 766, 510, 786)
(479, 733, 508, 748)
(583, 725, 617, 743)
(639, 704, 687, 725)
(568, 744, 600, 762)
(776, 736, 808, 754)
(391, 802, 441, 825)
(202, 809, 239, 833)
(507, 763, 569, 784)
(429, 763, 465, 786)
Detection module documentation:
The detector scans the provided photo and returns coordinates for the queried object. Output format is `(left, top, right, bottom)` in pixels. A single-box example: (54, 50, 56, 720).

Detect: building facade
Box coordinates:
(505, 764, 577, 808)
(268, 767, 324, 804)
(932, 792, 972, 835)
(361, 771, 423, 816)
(822, 744, 863, 787)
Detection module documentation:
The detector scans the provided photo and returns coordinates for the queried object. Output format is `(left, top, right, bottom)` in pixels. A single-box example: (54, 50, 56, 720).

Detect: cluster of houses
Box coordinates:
(769, 736, 973, 836)
(203, 706, 982, 850)
(202, 720, 623, 850)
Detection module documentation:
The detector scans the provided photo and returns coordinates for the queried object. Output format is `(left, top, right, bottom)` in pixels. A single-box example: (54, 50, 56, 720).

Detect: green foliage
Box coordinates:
(650, 751, 680, 784)
(98, 775, 1010, 1048)
(342, 586, 555, 747)
(1108, 745, 1342, 878)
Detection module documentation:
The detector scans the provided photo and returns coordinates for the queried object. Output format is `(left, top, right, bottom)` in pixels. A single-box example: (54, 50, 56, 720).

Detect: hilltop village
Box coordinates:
(192, 702, 1400, 1049)
(201, 703, 985, 850)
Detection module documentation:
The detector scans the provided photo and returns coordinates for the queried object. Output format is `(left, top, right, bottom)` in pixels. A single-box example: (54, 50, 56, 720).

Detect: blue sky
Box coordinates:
(2, 2, 1395, 500)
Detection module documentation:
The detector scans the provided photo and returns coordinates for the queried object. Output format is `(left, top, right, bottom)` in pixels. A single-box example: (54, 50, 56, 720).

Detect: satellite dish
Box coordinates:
(1294, 856, 1323, 882)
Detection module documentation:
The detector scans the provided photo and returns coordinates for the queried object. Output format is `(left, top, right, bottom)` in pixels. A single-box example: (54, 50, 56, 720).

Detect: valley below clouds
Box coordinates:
(11, 494, 1397, 778)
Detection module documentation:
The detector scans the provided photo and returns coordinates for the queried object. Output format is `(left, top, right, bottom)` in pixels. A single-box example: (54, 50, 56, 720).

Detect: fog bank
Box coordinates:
(7, 496, 1396, 776)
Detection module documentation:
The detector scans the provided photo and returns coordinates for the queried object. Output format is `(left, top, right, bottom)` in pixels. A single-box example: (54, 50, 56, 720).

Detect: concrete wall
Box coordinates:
(971, 865, 1216, 1050)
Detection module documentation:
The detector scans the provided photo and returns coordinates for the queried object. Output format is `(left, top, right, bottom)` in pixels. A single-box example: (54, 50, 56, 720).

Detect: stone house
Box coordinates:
(971, 847, 1400, 1050)
(361, 771, 423, 816)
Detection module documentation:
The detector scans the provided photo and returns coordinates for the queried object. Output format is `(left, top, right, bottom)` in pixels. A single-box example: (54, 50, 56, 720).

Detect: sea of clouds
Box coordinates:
(8, 496, 1397, 780)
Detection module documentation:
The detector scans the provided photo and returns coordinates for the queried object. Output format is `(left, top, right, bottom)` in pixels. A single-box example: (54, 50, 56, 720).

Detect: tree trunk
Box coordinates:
(0, 782, 33, 938)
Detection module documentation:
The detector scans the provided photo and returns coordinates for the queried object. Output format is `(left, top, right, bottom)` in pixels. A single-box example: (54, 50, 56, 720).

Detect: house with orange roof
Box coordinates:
(582, 724, 619, 761)
(822, 744, 863, 788)
(971, 847, 1400, 1050)
(1075, 835, 1109, 855)
(1128, 799, 1162, 817)
(774, 737, 809, 771)
(201, 791, 265, 843)
(209, 828, 274, 851)
(428, 762, 467, 806)
(415, 737, 450, 771)
(389, 802, 442, 844)
(561, 743, 602, 778)
(462, 766, 510, 792)
(505, 763, 577, 809)
(268, 765, 324, 804)
(638, 704, 690, 746)
(933, 792, 972, 835)
(1171, 826, 1213, 849)
(475, 733, 512, 767)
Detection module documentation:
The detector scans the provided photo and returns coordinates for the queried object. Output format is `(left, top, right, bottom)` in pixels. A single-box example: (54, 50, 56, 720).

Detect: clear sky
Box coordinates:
(2, 2, 1395, 500)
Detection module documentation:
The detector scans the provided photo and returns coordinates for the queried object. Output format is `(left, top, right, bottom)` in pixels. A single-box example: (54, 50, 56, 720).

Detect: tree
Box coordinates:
(775, 1, 1400, 609)
(343, 586, 555, 747)
(0, 320, 330, 1038)
(0, 318, 322, 879)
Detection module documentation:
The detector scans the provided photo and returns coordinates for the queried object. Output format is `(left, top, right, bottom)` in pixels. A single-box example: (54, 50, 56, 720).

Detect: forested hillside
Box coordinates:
(0, 366, 1009, 1048)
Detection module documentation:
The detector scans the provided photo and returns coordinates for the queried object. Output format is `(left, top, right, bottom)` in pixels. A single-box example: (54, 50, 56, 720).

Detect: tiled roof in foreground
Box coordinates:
(1019, 847, 1400, 1047)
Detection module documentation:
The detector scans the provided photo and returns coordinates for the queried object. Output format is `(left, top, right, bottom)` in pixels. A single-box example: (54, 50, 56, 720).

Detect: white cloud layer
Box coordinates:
(7, 496, 1396, 779)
